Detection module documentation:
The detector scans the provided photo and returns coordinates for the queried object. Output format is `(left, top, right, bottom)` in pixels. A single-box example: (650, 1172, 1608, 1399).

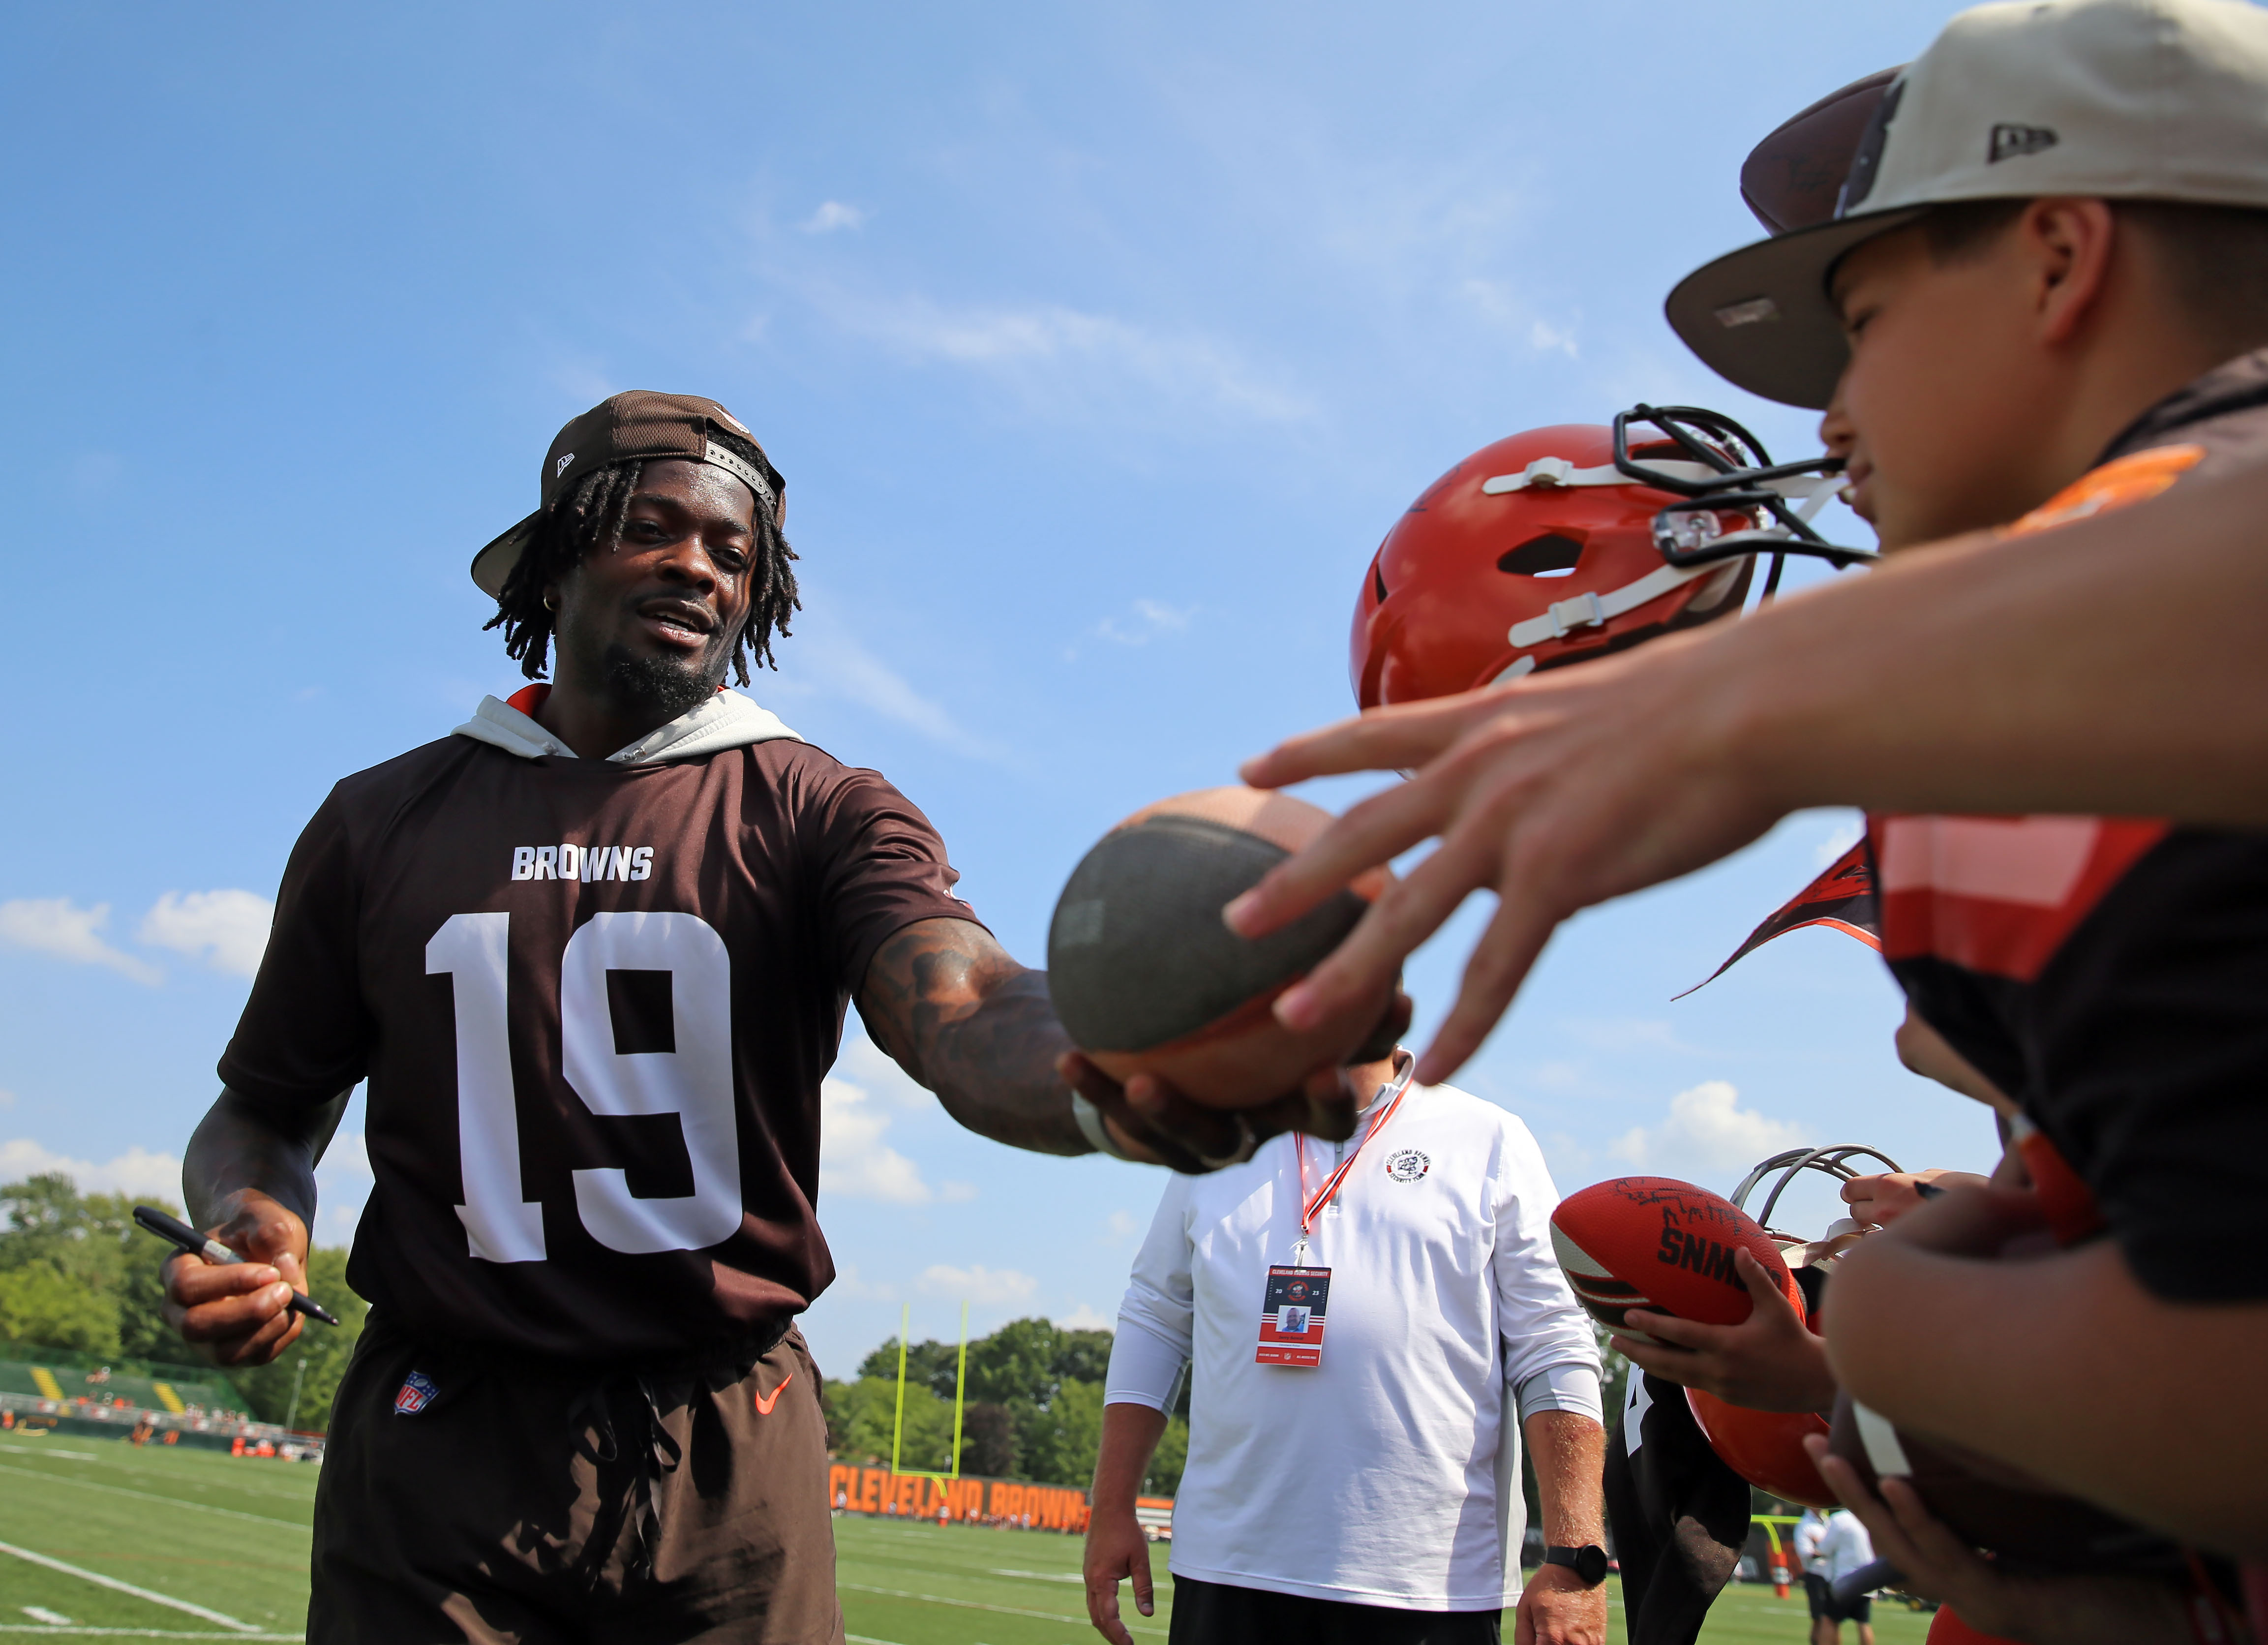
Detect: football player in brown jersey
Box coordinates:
(158, 391, 1381, 1645)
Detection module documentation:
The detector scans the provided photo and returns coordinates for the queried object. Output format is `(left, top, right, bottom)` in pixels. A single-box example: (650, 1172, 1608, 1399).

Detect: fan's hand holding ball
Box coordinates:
(1617, 1246, 1837, 1413)
(1549, 1176, 1803, 1339)
(1818, 1182, 2176, 1575)
(1048, 787, 1398, 1110)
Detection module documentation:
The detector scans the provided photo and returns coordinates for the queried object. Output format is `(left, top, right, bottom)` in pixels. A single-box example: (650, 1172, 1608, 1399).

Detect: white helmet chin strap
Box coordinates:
(1481, 456, 1724, 494)
(1506, 557, 1738, 649)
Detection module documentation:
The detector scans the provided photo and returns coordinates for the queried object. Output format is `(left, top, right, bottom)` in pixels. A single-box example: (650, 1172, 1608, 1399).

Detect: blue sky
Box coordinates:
(0, 0, 2007, 1376)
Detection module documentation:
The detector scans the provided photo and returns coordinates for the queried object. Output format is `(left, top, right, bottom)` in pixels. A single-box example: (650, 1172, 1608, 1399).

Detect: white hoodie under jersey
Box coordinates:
(1107, 1075, 1602, 1612)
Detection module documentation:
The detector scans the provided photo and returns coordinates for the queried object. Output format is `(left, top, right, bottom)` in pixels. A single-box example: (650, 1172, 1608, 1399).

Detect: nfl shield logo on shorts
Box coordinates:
(393, 1371, 438, 1415)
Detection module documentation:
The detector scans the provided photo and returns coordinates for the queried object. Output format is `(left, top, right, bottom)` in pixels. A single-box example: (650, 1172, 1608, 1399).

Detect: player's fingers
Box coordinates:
(1122, 1074, 1256, 1170)
(1057, 1053, 1209, 1172)
(163, 1252, 283, 1307)
(1131, 1547, 1154, 1617)
(1418, 889, 1558, 1085)
(1223, 771, 1454, 942)
(1270, 817, 1501, 1038)
(1238, 695, 1497, 792)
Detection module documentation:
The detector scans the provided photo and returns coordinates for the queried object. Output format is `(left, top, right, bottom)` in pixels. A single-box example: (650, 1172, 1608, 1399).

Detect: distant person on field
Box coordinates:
(1819, 1509, 1876, 1645)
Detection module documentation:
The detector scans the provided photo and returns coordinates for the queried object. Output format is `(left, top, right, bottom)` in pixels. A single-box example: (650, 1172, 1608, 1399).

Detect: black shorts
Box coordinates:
(309, 1313, 843, 1645)
(1804, 1572, 1831, 1619)
(1167, 1574, 1500, 1645)
(1825, 1585, 1873, 1625)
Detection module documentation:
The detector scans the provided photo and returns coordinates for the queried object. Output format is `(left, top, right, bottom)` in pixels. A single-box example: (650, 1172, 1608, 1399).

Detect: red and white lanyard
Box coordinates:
(1289, 1052, 1415, 1265)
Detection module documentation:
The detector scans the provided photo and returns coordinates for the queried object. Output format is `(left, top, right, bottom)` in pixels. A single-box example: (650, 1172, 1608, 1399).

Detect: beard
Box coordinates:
(600, 643, 724, 720)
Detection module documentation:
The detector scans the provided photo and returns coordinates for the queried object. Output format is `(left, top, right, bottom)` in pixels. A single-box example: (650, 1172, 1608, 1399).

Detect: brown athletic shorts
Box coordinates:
(308, 1312, 844, 1645)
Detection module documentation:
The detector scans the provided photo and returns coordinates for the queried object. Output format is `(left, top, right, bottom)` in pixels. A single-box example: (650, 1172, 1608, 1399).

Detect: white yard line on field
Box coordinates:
(0, 1631, 300, 1640)
(0, 1465, 307, 1533)
(0, 1446, 98, 1461)
(837, 1580, 1166, 1637)
(0, 1543, 260, 1634)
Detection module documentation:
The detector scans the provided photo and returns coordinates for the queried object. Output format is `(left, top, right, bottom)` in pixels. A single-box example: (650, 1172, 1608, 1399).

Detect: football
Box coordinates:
(1549, 1176, 1802, 1342)
(1738, 65, 1903, 234)
(1826, 1392, 2177, 1574)
(1046, 787, 1396, 1108)
(1685, 1391, 1834, 1509)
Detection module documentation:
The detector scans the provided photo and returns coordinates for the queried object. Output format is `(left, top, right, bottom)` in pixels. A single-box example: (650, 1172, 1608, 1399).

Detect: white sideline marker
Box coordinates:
(0, 1541, 260, 1633)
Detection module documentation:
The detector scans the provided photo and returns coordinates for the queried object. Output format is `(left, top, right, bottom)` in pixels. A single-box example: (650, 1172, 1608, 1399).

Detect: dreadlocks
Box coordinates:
(483, 426, 801, 684)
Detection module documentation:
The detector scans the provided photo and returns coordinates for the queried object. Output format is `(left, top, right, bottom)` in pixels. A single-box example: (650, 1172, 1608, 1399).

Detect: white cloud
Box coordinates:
(0, 1089, 14, 1111)
(807, 287, 1313, 426)
(0, 898, 161, 984)
(1610, 1080, 1805, 1178)
(1054, 1303, 1112, 1331)
(918, 1263, 1037, 1305)
(1101, 1209, 1140, 1245)
(0, 1138, 182, 1199)
(820, 1075, 935, 1205)
(315, 1130, 373, 1248)
(1095, 599, 1195, 646)
(1529, 318, 1579, 358)
(803, 200, 867, 234)
(833, 1036, 932, 1110)
(139, 889, 272, 979)
(1814, 813, 1866, 868)
(785, 619, 1012, 764)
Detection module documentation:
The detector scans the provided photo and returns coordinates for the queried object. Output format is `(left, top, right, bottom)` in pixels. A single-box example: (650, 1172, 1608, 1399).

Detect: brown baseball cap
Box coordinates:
(470, 390, 787, 597)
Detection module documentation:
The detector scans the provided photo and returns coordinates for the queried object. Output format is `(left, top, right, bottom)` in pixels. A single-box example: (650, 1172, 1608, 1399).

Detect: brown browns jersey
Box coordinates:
(219, 700, 976, 1359)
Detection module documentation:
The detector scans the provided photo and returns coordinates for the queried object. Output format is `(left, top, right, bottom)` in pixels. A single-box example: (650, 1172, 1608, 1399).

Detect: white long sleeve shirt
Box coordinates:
(1106, 1076, 1601, 1611)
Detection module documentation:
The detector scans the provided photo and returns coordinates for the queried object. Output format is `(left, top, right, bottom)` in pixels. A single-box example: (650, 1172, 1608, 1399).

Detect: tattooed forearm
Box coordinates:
(855, 917, 1090, 1156)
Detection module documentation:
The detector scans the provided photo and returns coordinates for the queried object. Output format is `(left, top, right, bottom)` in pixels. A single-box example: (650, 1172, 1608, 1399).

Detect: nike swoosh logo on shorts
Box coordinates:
(753, 1371, 794, 1416)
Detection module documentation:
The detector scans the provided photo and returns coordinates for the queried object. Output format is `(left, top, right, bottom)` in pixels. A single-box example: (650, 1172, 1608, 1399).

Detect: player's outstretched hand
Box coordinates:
(160, 1188, 309, 1368)
(1614, 1248, 1837, 1412)
(1058, 1052, 1362, 1174)
(1225, 629, 1784, 1083)
(1058, 990, 1410, 1172)
(1805, 1435, 2193, 1643)
(1082, 1504, 1155, 1645)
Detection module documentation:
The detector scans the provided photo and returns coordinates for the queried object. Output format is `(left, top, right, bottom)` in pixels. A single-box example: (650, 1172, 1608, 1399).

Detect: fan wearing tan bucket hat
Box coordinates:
(161, 390, 1391, 1644)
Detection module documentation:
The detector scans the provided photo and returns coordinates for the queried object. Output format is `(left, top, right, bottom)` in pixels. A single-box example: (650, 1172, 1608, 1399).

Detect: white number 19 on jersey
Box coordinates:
(426, 911, 743, 1262)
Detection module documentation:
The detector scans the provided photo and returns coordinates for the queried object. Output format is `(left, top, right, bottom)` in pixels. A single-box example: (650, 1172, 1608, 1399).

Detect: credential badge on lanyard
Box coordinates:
(1253, 1052, 1415, 1369)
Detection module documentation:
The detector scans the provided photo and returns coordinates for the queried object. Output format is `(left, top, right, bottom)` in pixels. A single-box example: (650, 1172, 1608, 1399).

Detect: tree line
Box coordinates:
(1, 1171, 1192, 1493)
(822, 1315, 1190, 1497)
(0, 1173, 367, 1432)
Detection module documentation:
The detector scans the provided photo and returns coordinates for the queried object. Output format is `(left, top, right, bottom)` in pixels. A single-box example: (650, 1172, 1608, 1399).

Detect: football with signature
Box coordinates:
(1549, 1176, 1801, 1342)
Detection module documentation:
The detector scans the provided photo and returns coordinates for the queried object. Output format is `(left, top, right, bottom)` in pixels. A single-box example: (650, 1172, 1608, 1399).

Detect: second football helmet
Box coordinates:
(1350, 404, 1865, 710)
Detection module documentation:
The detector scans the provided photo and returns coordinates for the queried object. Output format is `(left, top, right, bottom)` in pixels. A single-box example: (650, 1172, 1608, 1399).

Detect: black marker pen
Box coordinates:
(133, 1206, 340, 1327)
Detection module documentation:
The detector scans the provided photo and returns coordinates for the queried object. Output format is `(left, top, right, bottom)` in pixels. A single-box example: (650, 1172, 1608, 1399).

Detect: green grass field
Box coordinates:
(0, 1431, 1934, 1643)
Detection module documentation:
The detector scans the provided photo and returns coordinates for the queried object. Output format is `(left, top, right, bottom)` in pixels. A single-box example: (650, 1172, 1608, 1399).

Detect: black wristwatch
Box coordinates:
(1543, 1544, 1609, 1587)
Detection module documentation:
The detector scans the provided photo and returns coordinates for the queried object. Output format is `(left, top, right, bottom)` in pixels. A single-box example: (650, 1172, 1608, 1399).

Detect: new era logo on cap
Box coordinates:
(554, 452, 575, 478)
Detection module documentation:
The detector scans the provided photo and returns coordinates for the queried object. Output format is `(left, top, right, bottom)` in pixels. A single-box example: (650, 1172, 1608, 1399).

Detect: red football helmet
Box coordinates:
(1350, 404, 1864, 709)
